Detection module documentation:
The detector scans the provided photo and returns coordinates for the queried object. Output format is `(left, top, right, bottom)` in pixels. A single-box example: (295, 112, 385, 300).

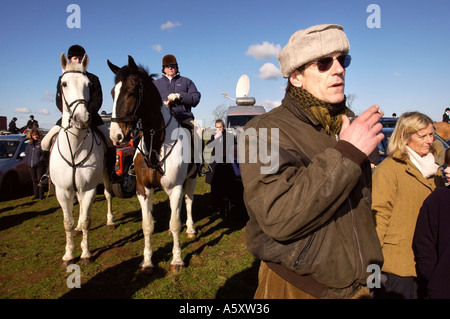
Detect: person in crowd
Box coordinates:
(41, 44, 119, 183)
(25, 128, 46, 200)
(372, 111, 444, 299)
(26, 115, 38, 130)
(8, 117, 19, 134)
(413, 148, 450, 298)
(442, 107, 450, 123)
(154, 54, 201, 127)
(205, 119, 238, 212)
(129, 54, 203, 176)
(155, 55, 203, 166)
(240, 24, 384, 299)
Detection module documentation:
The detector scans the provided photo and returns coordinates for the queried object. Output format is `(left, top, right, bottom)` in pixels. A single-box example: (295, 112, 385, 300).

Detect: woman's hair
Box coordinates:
(27, 128, 43, 142)
(387, 111, 435, 160)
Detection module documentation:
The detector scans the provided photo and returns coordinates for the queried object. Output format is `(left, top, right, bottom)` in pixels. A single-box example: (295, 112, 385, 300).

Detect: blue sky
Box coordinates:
(1, 0, 449, 129)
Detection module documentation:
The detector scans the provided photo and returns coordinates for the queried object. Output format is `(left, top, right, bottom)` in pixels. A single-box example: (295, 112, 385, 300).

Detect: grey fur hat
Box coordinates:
(277, 24, 350, 78)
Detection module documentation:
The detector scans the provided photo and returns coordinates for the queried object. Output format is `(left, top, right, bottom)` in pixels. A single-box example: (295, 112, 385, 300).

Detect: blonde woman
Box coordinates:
(372, 112, 444, 298)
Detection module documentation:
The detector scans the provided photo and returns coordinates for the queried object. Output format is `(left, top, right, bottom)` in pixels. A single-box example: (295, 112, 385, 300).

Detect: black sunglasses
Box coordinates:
(311, 55, 351, 72)
(164, 64, 177, 69)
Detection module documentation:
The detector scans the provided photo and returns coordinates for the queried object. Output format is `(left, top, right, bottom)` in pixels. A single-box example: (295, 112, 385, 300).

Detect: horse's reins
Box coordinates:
(57, 69, 99, 192)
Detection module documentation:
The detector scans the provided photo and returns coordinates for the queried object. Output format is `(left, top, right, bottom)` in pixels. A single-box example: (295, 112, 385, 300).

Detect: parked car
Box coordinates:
(379, 117, 398, 128)
(0, 134, 32, 199)
(101, 113, 136, 198)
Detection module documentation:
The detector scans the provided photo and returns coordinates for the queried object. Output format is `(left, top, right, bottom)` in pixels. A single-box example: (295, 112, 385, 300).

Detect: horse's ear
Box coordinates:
(61, 52, 68, 71)
(107, 60, 120, 74)
(128, 55, 138, 73)
(82, 54, 89, 71)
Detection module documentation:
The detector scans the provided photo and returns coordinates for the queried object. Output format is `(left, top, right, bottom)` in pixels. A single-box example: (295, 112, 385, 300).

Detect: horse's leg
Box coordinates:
(56, 187, 76, 266)
(74, 194, 82, 236)
(78, 189, 96, 264)
(168, 185, 184, 271)
(138, 187, 155, 273)
(184, 177, 197, 238)
(102, 171, 115, 230)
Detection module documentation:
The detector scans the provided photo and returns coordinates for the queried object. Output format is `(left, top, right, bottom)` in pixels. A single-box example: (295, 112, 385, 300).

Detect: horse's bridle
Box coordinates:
(110, 75, 177, 172)
(61, 70, 90, 130)
(58, 69, 98, 192)
(111, 76, 144, 126)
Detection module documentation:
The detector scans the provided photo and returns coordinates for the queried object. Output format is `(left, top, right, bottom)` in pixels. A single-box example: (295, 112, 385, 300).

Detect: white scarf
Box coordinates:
(407, 146, 439, 178)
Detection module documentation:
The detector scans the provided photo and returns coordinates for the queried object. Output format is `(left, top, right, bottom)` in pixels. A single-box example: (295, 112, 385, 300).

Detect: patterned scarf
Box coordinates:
(288, 86, 347, 135)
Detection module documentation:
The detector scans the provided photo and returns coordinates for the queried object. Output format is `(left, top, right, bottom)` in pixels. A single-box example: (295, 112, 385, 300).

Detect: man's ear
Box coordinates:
(289, 70, 303, 88)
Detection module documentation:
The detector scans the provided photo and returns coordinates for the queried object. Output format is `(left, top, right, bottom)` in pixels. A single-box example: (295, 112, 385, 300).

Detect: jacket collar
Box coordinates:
(282, 93, 321, 128)
(392, 151, 440, 189)
(162, 73, 180, 82)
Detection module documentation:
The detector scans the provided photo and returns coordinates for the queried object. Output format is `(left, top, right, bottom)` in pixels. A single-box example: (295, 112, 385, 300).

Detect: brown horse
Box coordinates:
(435, 122, 450, 141)
(107, 56, 197, 273)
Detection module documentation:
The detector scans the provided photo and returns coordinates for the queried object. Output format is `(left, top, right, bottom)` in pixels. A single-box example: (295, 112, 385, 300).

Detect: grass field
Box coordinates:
(0, 177, 259, 299)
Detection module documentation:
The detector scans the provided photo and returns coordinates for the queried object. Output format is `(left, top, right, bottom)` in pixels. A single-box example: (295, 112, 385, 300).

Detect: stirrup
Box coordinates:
(128, 164, 136, 176)
(38, 174, 49, 187)
(199, 163, 211, 176)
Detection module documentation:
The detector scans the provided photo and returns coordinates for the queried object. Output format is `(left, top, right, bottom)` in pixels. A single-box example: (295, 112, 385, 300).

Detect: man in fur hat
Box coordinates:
(240, 24, 385, 299)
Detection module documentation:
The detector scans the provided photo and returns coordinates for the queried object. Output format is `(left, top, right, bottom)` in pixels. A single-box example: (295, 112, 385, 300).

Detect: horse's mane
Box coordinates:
(113, 64, 158, 84)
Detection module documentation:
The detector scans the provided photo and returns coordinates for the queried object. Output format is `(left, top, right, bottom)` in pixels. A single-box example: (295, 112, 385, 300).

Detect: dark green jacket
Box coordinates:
(240, 93, 383, 298)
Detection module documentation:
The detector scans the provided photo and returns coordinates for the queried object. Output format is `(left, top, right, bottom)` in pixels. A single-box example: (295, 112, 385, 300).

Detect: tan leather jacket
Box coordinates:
(240, 94, 383, 298)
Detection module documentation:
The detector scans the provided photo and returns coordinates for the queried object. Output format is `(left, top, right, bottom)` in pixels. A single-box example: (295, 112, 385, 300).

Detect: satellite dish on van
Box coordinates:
(236, 74, 250, 98)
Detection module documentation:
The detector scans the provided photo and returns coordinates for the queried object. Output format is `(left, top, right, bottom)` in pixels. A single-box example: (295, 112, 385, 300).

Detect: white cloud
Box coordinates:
(246, 41, 281, 61)
(38, 109, 49, 115)
(15, 107, 31, 114)
(152, 44, 163, 52)
(160, 21, 181, 30)
(43, 91, 55, 102)
(393, 72, 403, 77)
(259, 63, 281, 80)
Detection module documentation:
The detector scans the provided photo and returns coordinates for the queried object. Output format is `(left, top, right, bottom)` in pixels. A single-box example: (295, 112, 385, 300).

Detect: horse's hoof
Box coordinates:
(141, 266, 154, 275)
(187, 232, 196, 239)
(106, 224, 115, 231)
(73, 229, 82, 236)
(170, 264, 184, 273)
(61, 259, 75, 268)
(80, 257, 92, 265)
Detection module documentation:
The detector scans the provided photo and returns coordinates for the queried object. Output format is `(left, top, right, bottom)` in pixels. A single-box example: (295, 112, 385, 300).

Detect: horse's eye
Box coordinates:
(62, 82, 67, 88)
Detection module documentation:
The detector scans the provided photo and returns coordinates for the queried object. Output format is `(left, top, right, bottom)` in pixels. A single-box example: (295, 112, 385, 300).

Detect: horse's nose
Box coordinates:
(116, 134, 123, 142)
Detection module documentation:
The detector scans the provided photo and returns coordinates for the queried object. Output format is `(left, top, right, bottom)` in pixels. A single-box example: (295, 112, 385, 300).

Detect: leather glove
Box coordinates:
(167, 93, 181, 102)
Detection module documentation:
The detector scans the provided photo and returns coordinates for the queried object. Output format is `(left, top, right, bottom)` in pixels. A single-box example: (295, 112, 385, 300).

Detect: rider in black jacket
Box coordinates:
(41, 44, 119, 183)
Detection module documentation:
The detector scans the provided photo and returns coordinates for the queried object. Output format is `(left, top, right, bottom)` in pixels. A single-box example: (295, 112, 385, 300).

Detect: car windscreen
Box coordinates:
(228, 115, 256, 128)
(0, 140, 20, 158)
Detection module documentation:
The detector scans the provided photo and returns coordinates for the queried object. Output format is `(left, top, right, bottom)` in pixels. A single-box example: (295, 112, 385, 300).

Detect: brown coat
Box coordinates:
(372, 151, 443, 277)
(240, 94, 383, 298)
